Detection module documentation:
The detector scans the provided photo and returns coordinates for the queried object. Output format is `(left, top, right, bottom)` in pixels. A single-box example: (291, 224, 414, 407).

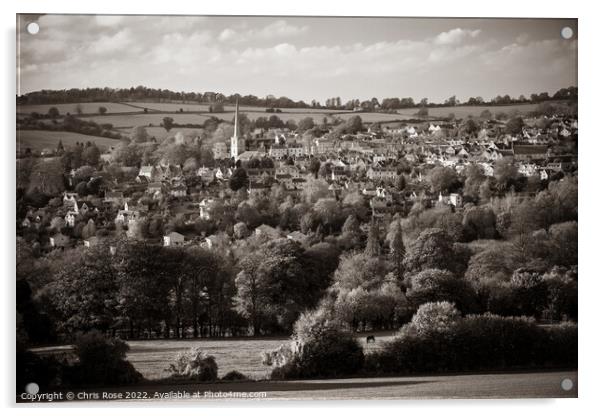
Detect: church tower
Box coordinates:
(230, 98, 245, 159)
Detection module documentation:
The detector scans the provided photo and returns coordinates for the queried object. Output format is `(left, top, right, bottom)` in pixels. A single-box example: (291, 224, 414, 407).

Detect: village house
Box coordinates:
(84, 236, 99, 248)
(64, 211, 78, 227)
(197, 167, 216, 184)
(163, 231, 185, 247)
(199, 198, 214, 220)
(366, 166, 397, 182)
(138, 165, 156, 181)
(104, 191, 124, 205)
(49, 233, 69, 248)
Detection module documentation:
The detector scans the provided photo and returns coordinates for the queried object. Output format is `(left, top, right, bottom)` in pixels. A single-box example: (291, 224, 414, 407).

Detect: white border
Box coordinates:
(3, 0, 601, 414)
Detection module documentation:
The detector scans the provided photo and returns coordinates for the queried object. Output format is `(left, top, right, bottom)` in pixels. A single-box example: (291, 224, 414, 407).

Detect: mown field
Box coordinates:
(126, 333, 392, 380)
(31, 333, 393, 381)
(17, 129, 120, 152)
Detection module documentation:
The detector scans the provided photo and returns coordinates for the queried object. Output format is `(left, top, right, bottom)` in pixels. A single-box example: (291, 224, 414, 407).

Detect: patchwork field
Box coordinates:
(17, 129, 120, 152)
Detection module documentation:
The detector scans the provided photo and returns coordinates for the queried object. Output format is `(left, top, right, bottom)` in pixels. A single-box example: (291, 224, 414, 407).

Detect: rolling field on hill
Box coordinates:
(17, 129, 120, 152)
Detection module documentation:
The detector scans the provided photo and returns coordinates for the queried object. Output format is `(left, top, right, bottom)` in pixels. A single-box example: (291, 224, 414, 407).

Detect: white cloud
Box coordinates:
(218, 28, 237, 42)
(434, 28, 481, 45)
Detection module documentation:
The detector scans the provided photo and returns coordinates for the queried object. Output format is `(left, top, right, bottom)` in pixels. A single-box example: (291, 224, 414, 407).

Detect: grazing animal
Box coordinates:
(366, 335, 375, 343)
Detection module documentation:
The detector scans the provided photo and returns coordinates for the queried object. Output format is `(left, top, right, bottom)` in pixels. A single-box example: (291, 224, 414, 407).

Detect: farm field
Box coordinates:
(17, 129, 120, 152)
(16, 102, 139, 116)
(80, 113, 214, 128)
(395, 103, 540, 119)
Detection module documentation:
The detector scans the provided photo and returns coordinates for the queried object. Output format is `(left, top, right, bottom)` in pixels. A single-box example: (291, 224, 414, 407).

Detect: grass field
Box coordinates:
(395, 103, 540, 119)
(17, 102, 139, 116)
(31, 333, 393, 381)
(80, 113, 214, 128)
(126, 333, 392, 380)
(17, 130, 120, 152)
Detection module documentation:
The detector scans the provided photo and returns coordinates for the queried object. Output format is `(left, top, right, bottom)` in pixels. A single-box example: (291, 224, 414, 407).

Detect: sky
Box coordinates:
(17, 15, 577, 103)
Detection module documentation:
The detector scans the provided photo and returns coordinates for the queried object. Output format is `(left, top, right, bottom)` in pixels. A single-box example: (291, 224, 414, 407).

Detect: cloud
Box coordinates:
(218, 28, 237, 42)
(218, 19, 308, 43)
(88, 29, 133, 55)
(17, 16, 577, 103)
(434, 28, 481, 45)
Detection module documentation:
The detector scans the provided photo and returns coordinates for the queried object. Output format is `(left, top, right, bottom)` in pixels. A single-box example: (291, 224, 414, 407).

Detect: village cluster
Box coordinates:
(19, 102, 577, 253)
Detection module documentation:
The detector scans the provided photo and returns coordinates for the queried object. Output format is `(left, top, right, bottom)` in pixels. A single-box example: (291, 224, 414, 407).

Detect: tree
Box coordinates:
(364, 222, 381, 257)
(82, 143, 101, 166)
(98, 106, 107, 115)
(460, 118, 480, 136)
(75, 181, 88, 196)
(428, 166, 458, 194)
(47, 246, 119, 333)
(505, 117, 525, 135)
(462, 206, 497, 240)
(130, 126, 150, 143)
(235, 239, 312, 334)
(406, 269, 476, 313)
(229, 168, 249, 191)
(404, 228, 462, 275)
(445, 96, 458, 106)
(115, 242, 174, 337)
(494, 159, 518, 191)
(313, 198, 341, 232)
(233, 222, 249, 239)
(463, 164, 485, 201)
(395, 174, 406, 191)
(340, 214, 362, 248)
(48, 107, 60, 118)
(333, 252, 390, 292)
(407, 301, 461, 336)
(479, 109, 492, 119)
(389, 221, 406, 282)
(297, 117, 315, 133)
(162, 117, 175, 132)
(28, 158, 65, 195)
(308, 158, 321, 179)
(416, 107, 429, 117)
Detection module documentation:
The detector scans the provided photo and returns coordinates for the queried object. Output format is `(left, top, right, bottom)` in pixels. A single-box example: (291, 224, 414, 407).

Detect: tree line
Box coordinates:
(17, 86, 577, 110)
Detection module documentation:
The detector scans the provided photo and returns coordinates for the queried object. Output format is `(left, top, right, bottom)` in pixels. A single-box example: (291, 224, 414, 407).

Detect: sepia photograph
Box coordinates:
(15, 12, 578, 403)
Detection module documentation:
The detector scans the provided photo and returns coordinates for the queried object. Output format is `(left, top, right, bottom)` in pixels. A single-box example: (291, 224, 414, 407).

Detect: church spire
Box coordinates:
(233, 97, 239, 139)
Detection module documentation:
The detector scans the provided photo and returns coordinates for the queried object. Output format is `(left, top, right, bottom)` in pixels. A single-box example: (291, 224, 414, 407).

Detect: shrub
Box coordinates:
(406, 301, 461, 336)
(166, 346, 218, 382)
(265, 308, 364, 379)
(539, 322, 578, 367)
(66, 331, 142, 386)
(16, 350, 62, 393)
(221, 370, 248, 381)
(367, 311, 577, 375)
